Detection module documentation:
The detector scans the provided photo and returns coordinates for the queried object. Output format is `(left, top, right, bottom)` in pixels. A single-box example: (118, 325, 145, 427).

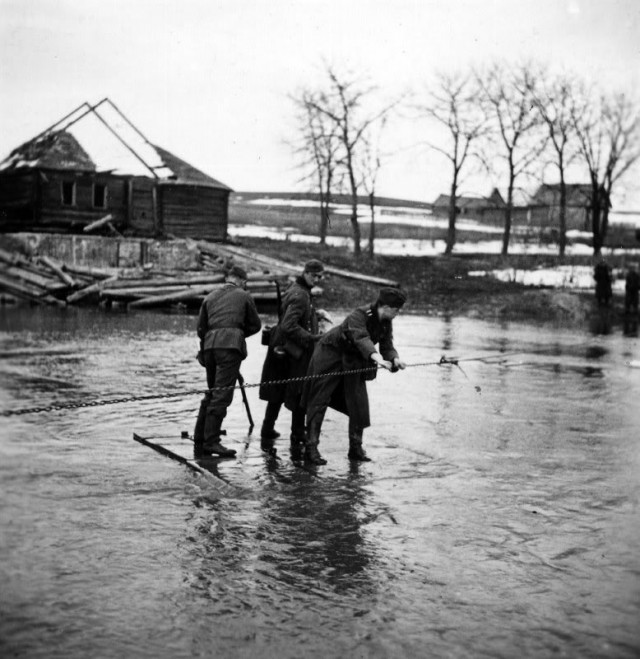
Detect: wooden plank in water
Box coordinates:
(132, 432, 236, 494)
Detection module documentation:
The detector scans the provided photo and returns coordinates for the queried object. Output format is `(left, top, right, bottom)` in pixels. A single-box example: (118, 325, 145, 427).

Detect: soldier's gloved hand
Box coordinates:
(391, 357, 406, 373)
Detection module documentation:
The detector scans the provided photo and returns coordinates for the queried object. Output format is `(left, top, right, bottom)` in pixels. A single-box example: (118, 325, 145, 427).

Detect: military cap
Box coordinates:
(227, 265, 248, 280)
(303, 259, 325, 274)
(377, 287, 407, 308)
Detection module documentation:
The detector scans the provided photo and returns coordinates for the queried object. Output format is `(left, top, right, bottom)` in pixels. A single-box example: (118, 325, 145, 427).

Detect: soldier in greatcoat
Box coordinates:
(301, 287, 407, 465)
(194, 265, 262, 457)
(259, 260, 331, 456)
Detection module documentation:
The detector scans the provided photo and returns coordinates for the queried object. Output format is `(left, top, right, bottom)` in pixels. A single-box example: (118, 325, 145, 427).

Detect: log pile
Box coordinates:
(0, 247, 111, 307)
(0, 243, 290, 310)
(0, 237, 400, 311)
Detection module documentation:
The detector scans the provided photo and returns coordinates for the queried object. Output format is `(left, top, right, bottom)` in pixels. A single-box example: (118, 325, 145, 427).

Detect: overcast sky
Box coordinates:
(1, 0, 639, 206)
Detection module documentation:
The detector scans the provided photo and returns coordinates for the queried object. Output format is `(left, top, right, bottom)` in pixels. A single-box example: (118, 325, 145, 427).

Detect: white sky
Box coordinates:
(1, 0, 639, 206)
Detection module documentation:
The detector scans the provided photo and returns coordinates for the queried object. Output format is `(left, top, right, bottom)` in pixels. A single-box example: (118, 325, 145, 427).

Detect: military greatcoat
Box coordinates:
(259, 277, 319, 410)
(302, 303, 399, 429)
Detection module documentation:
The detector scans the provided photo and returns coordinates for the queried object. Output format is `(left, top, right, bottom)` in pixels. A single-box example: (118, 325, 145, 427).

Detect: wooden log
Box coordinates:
(201, 242, 399, 287)
(128, 284, 222, 308)
(203, 243, 298, 275)
(101, 278, 276, 299)
(38, 255, 77, 287)
(102, 273, 226, 289)
(83, 214, 114, 233)
(0, 273, 66, 306)
(66, 275, 119, 304)
(323, 265, 399, 287)
(101, 284, 207, 297)
(62, 263, 113, 279)
(0, 264, 66, 291)
(0, 247, 34, 268)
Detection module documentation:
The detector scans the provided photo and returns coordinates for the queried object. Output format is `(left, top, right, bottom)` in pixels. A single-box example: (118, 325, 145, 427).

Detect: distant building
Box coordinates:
(528, 183, 593, 232)
(0, 99, 232, 241)
(432, 188, 506, 223)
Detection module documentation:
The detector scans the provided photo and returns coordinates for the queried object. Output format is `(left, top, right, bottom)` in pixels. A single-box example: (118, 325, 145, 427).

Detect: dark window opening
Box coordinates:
(61, 181, 75, 206)
(93, 183, 107, 208)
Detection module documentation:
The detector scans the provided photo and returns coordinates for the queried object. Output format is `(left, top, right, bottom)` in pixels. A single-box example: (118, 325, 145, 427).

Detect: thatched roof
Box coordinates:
(0, 131, 96, 172)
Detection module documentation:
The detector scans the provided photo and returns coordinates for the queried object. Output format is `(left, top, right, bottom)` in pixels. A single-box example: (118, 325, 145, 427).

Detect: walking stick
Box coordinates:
(237, 372, 254, 434)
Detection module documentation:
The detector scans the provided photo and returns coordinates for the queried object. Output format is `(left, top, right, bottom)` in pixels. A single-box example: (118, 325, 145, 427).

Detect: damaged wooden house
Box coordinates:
(0, 98, 232, 241)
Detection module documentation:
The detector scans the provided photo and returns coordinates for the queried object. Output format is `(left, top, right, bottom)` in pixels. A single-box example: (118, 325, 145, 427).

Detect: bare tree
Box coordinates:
(307, 66, 395, 256)
(529, 71, 581, 257)
(476, 62, 548, 255)
(358, 116, 388, 258)
(291, 89, 341, 244)
(417, 72, 489, 254)
(572, 89, 640, 255)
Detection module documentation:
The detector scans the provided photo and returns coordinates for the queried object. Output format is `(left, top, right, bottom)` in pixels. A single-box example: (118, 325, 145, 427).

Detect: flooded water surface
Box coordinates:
(1, 306, 639, 658)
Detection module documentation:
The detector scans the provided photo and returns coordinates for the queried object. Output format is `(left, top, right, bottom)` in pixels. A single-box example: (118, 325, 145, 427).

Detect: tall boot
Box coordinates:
(193, 396, 209, 449)
(289, 407, 306, 459)
(348, 421, 371, 462)
(203, 411, 236, 458)
(304, 410, 327, 465)
(260, 401, 281, 444)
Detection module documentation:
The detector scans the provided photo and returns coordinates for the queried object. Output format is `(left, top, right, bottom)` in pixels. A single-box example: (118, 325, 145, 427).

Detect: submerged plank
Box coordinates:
(132, 432, 237, 494)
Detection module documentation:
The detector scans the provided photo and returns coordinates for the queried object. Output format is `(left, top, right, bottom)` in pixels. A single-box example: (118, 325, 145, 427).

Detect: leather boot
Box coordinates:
(202, 412, 236, 458)
(348, 422, 371, 462)
(260, 401, 281, 444)
(289, 434, 303, 460)
(290, 407, 307, 445)
(304, 410, 327, 465)
(193, 396, 210, 452)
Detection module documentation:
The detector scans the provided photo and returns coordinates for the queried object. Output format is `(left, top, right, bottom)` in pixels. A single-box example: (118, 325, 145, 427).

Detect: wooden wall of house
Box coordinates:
(0, 171, 37, 230)
(160, 184, 228, 241)
(1, 170, 230, 240)
(127, 177, 158, 237)
(36, 170, 129, 230)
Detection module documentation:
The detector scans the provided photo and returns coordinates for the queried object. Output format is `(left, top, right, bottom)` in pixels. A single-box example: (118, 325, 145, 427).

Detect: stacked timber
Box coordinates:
(1, 238, 400, 310)
(0, 247, 111, 307)
(0, 244, 290, 310)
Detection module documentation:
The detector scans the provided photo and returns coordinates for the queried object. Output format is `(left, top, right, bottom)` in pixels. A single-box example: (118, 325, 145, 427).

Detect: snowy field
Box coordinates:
(232, 197, 640, 291)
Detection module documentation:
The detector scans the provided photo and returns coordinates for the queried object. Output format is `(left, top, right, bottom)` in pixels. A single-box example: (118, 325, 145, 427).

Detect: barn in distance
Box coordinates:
(0, 98, 232, 241)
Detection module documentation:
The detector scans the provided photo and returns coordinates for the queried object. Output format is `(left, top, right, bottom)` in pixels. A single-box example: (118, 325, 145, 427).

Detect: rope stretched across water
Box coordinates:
(0, 353, 512, 417)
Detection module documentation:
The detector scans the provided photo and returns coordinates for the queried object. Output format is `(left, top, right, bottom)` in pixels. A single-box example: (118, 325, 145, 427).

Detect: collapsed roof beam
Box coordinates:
(105, 98, 154, 147)
(89, 99, 159, 179)
(30, 101, 96, 142)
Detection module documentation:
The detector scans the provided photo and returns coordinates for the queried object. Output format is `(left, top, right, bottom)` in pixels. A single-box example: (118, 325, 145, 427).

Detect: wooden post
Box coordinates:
(152, 186, 160, 236)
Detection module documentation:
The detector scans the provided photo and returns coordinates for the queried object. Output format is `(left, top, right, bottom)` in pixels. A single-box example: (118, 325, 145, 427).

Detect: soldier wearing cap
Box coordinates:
(301, 287, 407, 465)
(194, 265, 262, 457)
(259, 259, 333, 457)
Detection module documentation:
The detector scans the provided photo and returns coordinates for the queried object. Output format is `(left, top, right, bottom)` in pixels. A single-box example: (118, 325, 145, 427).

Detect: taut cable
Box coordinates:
(0, 353, 515, 417)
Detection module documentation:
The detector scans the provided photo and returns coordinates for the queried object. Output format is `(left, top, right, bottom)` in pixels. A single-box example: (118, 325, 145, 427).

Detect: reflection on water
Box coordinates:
(1, 306, 639, 658)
